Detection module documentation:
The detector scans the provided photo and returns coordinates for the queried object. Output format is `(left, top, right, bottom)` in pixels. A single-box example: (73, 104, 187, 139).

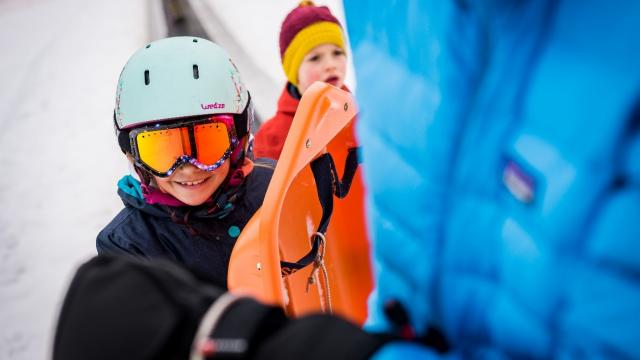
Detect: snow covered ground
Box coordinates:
(0, 0, 349, 359)
(0, 1, 146, 358)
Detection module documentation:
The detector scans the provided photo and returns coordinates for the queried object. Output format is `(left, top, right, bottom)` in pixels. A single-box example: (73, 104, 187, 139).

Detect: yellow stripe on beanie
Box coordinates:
(281, 21, 345, 87)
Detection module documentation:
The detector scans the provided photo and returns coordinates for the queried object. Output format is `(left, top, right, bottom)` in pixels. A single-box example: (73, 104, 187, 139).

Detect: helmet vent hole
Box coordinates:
(145, 44, 151, 49)
(193, 38, 198, 43)
(144, 70, 150, 85)
(193, 65, 200, 79)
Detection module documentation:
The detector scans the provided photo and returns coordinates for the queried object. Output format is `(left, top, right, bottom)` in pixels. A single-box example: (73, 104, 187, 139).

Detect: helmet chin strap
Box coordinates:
(133, 163, 155, 188)
(207, 143, 250, 212)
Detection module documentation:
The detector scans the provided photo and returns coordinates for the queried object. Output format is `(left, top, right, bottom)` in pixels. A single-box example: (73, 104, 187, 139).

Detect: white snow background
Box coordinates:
(0, 0, 349, 359)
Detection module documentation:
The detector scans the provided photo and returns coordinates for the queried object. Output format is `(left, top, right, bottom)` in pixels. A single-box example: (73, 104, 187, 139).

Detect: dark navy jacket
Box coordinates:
(97, 159, 275, 288)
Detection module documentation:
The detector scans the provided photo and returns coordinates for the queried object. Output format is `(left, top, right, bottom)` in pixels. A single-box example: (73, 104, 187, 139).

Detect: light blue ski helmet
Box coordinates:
(114, 37, 254, 160)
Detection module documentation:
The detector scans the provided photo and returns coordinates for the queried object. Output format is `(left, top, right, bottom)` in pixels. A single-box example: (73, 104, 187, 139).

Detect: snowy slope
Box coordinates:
(0, 1, 147, 358)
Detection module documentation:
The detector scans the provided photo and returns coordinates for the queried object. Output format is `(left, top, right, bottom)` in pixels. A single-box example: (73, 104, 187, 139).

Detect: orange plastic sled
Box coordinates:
(228, 82, 373, 325)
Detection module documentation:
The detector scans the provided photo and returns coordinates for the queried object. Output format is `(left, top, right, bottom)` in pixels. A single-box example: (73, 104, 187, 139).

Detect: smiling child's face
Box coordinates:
(154, 160, 230, 206)
(296, 43, 347, 95)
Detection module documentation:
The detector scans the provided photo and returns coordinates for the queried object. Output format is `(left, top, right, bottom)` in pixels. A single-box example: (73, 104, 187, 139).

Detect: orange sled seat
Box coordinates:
(228, 82, 373, 325)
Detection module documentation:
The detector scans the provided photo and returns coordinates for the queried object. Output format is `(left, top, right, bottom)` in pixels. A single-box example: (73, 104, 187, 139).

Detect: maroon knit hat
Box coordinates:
(278, 1, 345, 86)
(279, 1, 342, 58)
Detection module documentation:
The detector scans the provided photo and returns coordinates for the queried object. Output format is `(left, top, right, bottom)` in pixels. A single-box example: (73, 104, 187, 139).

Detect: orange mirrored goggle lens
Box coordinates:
(135, 122, 231, 175)
(194, 122, 231, 166)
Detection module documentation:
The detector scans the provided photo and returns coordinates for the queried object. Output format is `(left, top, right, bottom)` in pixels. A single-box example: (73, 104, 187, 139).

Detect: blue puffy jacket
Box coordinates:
(345, 0, 640, 358)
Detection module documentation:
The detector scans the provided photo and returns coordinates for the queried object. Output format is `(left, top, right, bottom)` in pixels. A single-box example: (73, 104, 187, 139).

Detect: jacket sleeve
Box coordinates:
(96, 210, 145, 256)
(96, 231, 143, 256)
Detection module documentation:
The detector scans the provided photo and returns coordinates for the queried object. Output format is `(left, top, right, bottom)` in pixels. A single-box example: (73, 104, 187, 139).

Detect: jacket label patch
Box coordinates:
(503, 159, 535, 204)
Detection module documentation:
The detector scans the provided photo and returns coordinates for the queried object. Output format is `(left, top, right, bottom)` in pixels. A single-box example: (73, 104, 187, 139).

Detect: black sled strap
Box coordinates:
(280, 148, 361, 276)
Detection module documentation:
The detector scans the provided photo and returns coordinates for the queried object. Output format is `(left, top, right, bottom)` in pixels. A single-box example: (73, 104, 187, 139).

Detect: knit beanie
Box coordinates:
(279, 1, 345, 87)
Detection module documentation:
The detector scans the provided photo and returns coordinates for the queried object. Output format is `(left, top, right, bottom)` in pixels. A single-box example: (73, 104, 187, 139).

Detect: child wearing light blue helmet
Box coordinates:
(98, 37, 274, 288)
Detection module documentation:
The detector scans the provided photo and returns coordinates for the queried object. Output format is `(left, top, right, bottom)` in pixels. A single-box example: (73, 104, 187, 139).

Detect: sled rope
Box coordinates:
(305, 232, 333, 313)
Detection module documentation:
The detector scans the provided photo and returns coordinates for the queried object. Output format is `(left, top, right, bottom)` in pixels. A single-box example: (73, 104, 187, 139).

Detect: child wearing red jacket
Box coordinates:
(253, 1, 349, 160)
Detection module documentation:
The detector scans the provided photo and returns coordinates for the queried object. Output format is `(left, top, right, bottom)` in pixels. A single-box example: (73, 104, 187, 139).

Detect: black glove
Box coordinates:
(196, 296, 385, 360)
(53, 254, 224, 360)
(54, 255, 386, 360)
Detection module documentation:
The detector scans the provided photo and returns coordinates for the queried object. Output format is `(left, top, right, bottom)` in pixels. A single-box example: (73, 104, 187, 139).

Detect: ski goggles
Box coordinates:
(128, 115, 238, 177)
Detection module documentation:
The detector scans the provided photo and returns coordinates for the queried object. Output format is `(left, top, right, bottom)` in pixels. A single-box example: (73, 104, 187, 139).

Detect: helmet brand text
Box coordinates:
(201, 102, 225, 110)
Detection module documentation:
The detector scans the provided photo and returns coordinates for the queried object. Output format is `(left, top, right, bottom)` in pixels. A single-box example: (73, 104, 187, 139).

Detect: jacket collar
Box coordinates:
(277, 83, 301, 116)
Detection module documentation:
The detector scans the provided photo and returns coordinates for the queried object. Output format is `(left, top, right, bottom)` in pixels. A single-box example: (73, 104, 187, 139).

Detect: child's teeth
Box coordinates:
(180, 179, 205, 186)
